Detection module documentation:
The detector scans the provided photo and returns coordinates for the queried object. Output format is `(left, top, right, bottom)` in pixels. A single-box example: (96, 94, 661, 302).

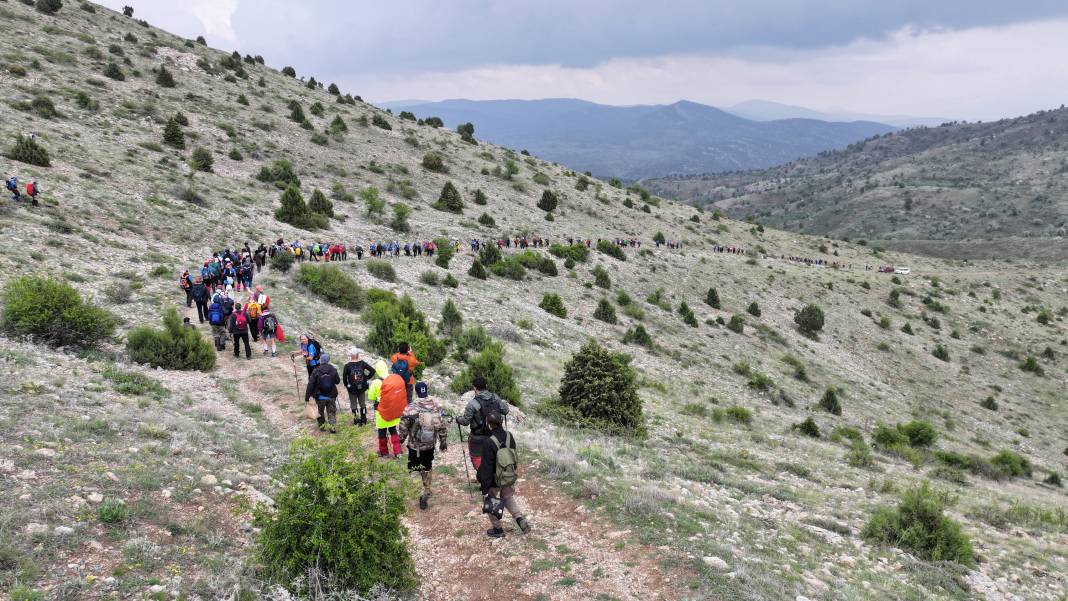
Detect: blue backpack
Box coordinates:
(207, 302, 225, 326)
(392, 359, 412, 383)
(6, 177, 16, 192)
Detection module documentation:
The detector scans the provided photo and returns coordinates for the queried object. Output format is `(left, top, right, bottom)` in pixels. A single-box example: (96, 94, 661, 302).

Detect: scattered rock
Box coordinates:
(200, 474, 218, 486)
(702, 556, 730, 570)
(87, 492, 104, 503)
(25, 523, 48, 535)
(34, 448, 57, 457)
(54, 525, 75, 536)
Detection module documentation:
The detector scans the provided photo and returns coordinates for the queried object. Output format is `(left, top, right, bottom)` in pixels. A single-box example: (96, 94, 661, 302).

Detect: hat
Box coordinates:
(415, 382, 428, 398)
(319, 352, 331, 364)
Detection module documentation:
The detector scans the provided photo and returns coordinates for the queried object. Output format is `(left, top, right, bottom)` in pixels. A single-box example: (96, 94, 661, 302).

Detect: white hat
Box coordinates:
(349, 347, 361, 357)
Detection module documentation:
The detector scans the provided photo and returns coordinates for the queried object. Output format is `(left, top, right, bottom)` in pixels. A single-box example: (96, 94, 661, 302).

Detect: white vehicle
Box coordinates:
(894, 267, 911, 275)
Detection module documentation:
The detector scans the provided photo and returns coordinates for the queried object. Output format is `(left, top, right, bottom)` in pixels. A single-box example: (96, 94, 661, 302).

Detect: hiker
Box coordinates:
(25, 181, 39, 207)
(182, 316, 195, 329)
(207, 295, 227, 350)
(260, 308, 280, 357)
(456, 376, 509, 470)
(191, 277, 209, 323)
(179, 270, 193, 307)
(296, 333, 322, 375)
(477, 412, 529, 538)
(374, 364, 408, 458)
(229, 302, 252, 359)
(342, 347, 375, 426)
(245, 294, 262, 342)
(5, 176, 17, 202)
(398, 382, 448, 510)
(390, 342, 420, 403)
(252, 284, 270, 310)
(306, 352, 341, 433)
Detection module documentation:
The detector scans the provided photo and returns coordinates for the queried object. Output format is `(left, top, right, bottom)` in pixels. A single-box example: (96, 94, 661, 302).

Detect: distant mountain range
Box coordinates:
(726, 100, 950, 128)
(379, 98, 896, 180)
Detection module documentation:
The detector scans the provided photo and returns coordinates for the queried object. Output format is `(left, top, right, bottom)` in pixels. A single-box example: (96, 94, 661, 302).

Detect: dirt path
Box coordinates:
(188, 305, 685, 600)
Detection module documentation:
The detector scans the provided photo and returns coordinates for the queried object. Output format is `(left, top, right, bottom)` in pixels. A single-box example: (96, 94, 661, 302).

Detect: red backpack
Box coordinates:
(25, 182, 35, 196)
(234, 312, 248, 329)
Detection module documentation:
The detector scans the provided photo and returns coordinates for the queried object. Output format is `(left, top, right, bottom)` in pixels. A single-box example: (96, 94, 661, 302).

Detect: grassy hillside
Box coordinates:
(1, 3, 1066, 600)
(645, 109, 1068, 261)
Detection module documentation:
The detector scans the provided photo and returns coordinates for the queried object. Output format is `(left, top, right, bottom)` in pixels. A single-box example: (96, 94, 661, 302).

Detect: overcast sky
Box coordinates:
(97, 1, 1068, 120)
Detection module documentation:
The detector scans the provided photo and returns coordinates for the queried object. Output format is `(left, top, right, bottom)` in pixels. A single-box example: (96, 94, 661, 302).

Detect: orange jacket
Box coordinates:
(377, 373, 408, 422)
(389, 352, 420, 384)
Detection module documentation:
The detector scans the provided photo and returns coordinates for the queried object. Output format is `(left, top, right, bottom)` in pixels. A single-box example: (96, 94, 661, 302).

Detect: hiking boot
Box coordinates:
(263, 349, 269, 355)
(486, 527, 505, 539)
(353, 417, 359, 426)
(419, 494, 429, 510)
(516, 517, 531, 534)
(271, 352, 277, 357)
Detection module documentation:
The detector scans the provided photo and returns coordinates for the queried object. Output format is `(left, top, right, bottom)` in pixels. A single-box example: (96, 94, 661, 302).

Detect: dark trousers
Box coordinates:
(248, 319, 260, 342)
(232, 332, 251, 358)
(184, 288, 193, 307)
(195, 300, 207, 322)
(468, 435, 487, 470)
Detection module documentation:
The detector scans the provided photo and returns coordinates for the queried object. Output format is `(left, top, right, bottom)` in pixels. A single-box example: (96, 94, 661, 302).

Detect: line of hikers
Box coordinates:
(299, 338, 528, 537)
(6, 176, 41, 206)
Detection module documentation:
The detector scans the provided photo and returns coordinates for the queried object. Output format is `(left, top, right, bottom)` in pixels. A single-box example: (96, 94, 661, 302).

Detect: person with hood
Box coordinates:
(374, 363, 408, 458)
(342, 347, 376, 426)
(398, 382, 448, 510)
(477, 412, 529, 538)
(389, 342, 420, 403)
(456, 376, 509, 470)
(306, 352, 341, 433)
(229, 302, 252, 359)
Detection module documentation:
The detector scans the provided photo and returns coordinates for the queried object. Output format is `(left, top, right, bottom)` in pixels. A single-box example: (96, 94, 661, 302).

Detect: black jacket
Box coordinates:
(228, 311, 248, 334)
(191, 283, 208, 302)
(342, 360, 375, 393)
(476, 428, 516, 494)
(306, 363, 340, 401)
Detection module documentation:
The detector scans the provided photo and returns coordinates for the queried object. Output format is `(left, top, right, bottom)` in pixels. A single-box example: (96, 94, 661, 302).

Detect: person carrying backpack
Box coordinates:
(295, 333, 322, 375)
(25, 181, 39, 207)
(207, 298, 227, 351)
(398, 382, 448, 510)
(389, 342, 420, 403)
(477, 412, 529, 538)
(6, 176, 18, 202)
(245, 296, 262, 342)
(375, 366, 408, 458)
(179, 270, 193, 307)
(342, 347, 375, 426)
(260, 308, 280, 357)
(456, 376, 509, 470)
(229, 303, 252, 359)
(191, 277, 209, 323)
(305, 352, 341, 433)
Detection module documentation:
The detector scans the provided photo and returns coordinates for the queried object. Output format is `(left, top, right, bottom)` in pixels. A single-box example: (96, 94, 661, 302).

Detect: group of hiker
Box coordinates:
(296, 337, 528, 537)
(5, 176, 41, 206)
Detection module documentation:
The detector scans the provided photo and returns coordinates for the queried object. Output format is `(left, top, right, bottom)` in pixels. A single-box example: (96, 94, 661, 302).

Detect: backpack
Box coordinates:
(5, 177, 16, 192)
(262, 313, 278, 332)
(246, 301, 262, 319)
(234, 312, 248, 330)
(412, 408, 442, 448)
(25, 182, 35, 196)
(490, 433, 518, 487)
(200, 266, 211, 279)
(207, 303, 224, 326)
(472, 393, 502, 436)
(316, 368, 336, 398)
(392, 359, 412, 383)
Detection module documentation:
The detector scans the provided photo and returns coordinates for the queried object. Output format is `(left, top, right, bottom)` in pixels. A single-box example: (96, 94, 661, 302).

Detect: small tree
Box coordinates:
(275, 184, 326, 230)
(36, 0, 63, 15)
(371, 114, 392, 130)
(434, 238, 454, 269)
(122, 5, 133, 17)
(705, 287, 721, 309)
(307, 188, 334, 218)
(653, 231, 666, 245)
(593, 299, 618, 324)
(361, 186, 385, 218)
(473, 189, 488, 205)
(449, 342, 520, 403)
(592, 265, 611, 289)
(6, 135, 51, 167)
(2, 276, 116, 347)
(818, 387, 842, 415)
(727, 314, 745, 334)
(329, 115, 348, 135)
(794, 304, 825, 336)
(555, 340, 643, 436)
(189, 147, 213, 172)
(155, 65, 176, 88)
(126, 307, 216, 371)
(622, 324, 653, 348)
(434, 182, 464, 213)
(422, 152, 447, 173)
(678, 301, 698, 327)
(162, 118, 185, 149)
(862, 483, 973, 565)
(281, 66, 296, 77)
(539, 293, 566, 318)
(537, 189, 558, 213)
(747, 301, 761, 317)
(477, 212, 495, 227)
(468, 259, 487, 280)
(438, 299, 463, 337)
(457, 122, 476, 143)
(327, 83, 340, 95)
(103, 62, 124, 81)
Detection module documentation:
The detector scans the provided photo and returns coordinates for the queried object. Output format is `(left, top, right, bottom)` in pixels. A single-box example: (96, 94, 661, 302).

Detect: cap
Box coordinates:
(415, 382, 429, 398)
(319, 352, 331, 364)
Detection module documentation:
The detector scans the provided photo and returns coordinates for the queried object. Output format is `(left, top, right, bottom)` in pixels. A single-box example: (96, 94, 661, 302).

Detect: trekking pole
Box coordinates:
(289, 354, 302, 404)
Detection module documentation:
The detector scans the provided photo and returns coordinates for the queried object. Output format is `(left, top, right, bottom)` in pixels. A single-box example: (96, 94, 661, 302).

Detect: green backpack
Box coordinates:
(490, 433, 518, 487)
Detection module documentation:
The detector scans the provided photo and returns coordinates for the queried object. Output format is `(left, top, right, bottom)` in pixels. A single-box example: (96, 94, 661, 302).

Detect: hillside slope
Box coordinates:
(382, 98, 895, 179)
(645, 110, 1068, 261)
(1, 3, 1066, 601)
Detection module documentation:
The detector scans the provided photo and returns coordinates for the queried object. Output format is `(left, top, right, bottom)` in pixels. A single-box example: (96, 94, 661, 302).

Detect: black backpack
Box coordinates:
(316, 368, 336, 398)
(472, 393, 502, 436)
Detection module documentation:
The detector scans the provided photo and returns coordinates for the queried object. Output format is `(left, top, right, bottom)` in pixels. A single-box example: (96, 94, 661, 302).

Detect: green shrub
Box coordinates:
(97, 498, 128, 524)
(592, 265, 611, 289)
(6, 135, 51, 166)
(162, 118, 185, 149)
(900, 420, 938, 447)
(990, 450, 1031, 479)
(269, 250, 295, 273)
(747, 371, 774, 391)
(254, 432, 416, 595)
(126, 307, 215, 371)
(472, 189, 488, 205)
(622, 324, 653, 348)
(296, 264, 364, 310)
(2, 276, 116, 347)
(256, 159, 301, 189)
(980, 396, 998, 411)
(727, 314, 745, 334)
(537, 189, 558, 212)
(103, 61, 124, 80)
(188, 146, 213, 172)
(723, 406, 752, 425)
(306, 189, 334, 219)
(872, 423, 909, 447)
(275, 184, 327, 230)
(794, 303, 824, 335)
(419, 271, 439, 287)
(846, 440, 875, 468)
(30, 96, 58, 119)
(818, 387, 842, 415)
(539, 293, 566, 318)
(547, 340, 644, 436)
(1044, 472, 1063, 487)
(793, 417, 821, 438)
(932, 344, 950, 362)
(596, 240, 625, 261)
(678, 302, 698, 327)
(861, 483, 973, 565)
(437, 299, 463, 337)
(901, 322, 914, 335)
(449, 341, 520, 404)
(443, 273, 458, 288)
(747, 301, 761, 317)
(477, 212, 495, 227)
(422, 152, 447, 173)
(366, 260, 396, 283)
(593, 299, 617, 324)
(705, 287, 721, 309)
(468, 259, 487, 280)
(155, 65, 175, 87)
(364, 295, 446, 375)
(549, 243, 589, 263)
(433, 182, 464, 213)
(371, 113, 391, 130)
(433, 238, 454, 269)
(1019, 356, 1043, 375)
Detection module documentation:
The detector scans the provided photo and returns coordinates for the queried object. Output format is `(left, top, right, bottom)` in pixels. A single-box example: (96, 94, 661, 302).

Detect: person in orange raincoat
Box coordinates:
(375, 364, 408, 458)
(389, 342, 420, 403)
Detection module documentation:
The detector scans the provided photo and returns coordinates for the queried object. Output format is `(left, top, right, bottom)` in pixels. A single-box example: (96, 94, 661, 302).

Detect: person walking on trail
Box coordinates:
(245, 294, 262, 343)
(342, 347, 375, 426)
(456, 376, 509, 471)
(5, 176, 18, 202)
(252, 284, 270, 311)
(191, 277, 209, 323)
(374, 365, 408, 458)
(295, 333, 322, 375)
(390, 342, 420, 403)
(477, 412, 529, 538)
(398, 382, 448, 510)
(25, 181, 39, 207)
(207, 296, 227, 351)
(260, 308, 280, 357)
(179, 270, 193, 308)
(229, 303, 252, 360)
(306, 352, 341, 433)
